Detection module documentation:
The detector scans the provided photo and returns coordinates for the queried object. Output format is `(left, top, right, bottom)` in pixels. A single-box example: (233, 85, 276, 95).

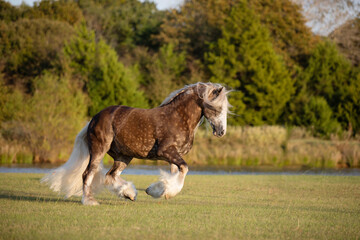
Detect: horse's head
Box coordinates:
(197, 83, 230, 138)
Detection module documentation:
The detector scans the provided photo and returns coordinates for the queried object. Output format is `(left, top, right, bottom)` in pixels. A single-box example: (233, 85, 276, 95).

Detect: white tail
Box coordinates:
(41, 123, 105, 198)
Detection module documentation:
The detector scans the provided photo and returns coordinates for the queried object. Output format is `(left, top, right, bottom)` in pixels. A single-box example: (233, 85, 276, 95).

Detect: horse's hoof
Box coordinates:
(119, 181, 138, 201)
(146, 181, 165, 198)
(125, 195, 136, 201)
(146, 170, 185, 199)
(81, 196, 99, 206)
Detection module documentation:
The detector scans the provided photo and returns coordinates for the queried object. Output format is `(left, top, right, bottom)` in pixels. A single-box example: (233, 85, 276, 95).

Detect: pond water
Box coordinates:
(0, 164, 360, 176)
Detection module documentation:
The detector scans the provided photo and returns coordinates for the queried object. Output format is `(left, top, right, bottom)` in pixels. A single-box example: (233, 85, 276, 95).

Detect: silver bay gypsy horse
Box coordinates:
(42, 82, 230, 205)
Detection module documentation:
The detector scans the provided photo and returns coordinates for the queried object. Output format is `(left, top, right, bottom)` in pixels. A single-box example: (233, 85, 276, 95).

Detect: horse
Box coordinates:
(41, 82, 230, 205)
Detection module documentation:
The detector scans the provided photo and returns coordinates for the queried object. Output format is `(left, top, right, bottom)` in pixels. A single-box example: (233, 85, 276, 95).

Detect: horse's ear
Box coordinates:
(196, 83, 208, 98)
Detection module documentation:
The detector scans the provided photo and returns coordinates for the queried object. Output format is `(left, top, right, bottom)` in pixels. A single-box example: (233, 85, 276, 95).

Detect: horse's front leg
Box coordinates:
(146, 147, 189, 199)
(105, 156, 137, 201)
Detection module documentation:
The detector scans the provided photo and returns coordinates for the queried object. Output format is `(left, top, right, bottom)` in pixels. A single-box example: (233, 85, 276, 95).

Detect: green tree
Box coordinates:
(300, 40, 360, 133)
(206, 1, 293, 125)
(0, 18, 75, 87)
(22, 0, 84, 26)
(301, 96, 340, 137)
(140, 44, 187, 107)
(63, 24, 96, 82)
(64, 25, 148, 115)
(158, 0, 317, 69)
(158, 0, 231, 61)
(0, 77, 23, 126)
(78, 0, 164, 55)
(87, 40, 148, 115)
(302, 41, 352, 101)
(335, 70, 360, 133)
(250, 0, 318, 68)
(0, 0, 21, 22)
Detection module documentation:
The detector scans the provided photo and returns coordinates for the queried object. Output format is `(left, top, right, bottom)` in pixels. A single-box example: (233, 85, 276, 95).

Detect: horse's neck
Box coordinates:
(166, 93, 203, 130)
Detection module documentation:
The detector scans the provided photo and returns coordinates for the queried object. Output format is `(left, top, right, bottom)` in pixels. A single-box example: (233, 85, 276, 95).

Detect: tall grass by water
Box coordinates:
(187, 126, 360, 168)
(1, 126, 360, 168)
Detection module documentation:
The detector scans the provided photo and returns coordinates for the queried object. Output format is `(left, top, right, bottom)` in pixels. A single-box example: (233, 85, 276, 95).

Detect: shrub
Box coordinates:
(302, 97, 341, 137)
(1, 73, 87, 162)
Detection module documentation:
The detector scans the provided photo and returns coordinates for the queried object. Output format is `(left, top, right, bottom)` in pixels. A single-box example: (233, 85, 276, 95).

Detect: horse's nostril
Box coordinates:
(220, 130, 225, 136)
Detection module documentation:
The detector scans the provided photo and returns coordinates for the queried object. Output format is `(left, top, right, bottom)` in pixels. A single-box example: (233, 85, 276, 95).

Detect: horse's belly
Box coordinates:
(112, 136, 155, 159)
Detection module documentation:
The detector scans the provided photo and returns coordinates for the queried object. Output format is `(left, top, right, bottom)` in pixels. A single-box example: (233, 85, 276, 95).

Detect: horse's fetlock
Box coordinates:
(180, 165, 189, 175)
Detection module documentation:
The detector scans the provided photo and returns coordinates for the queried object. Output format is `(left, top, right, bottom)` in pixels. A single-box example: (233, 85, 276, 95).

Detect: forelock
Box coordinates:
(197, 82, 230, 112)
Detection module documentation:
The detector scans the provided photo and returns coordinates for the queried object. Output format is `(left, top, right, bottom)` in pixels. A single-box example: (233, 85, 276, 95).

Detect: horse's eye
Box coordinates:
(212, 89, 218, 95)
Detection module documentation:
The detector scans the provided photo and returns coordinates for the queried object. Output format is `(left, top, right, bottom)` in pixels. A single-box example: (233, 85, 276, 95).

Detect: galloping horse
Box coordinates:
(42, 82, 230, 205)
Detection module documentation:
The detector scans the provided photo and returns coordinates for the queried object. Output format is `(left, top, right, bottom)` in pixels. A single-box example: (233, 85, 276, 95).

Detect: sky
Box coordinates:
(6, 0, 184, 10)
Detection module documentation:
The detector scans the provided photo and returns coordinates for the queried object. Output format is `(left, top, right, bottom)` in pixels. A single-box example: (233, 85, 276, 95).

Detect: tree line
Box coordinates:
(0, 0, 359, 162)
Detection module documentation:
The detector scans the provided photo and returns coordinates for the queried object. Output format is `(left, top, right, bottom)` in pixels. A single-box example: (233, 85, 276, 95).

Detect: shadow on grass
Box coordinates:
(0, 190, 146, 205)
(0, 191, 80, 204)
(1, 191, 355, 214)
(30, 177, 42, 181)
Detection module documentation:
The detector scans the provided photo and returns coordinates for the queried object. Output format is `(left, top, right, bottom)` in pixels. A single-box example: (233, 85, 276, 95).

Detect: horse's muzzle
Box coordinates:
(212, 126, 225, 138)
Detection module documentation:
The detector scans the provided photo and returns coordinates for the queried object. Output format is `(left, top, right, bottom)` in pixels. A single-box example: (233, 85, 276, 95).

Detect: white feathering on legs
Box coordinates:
(105, 174, 137, 201)
(146, 168, 187, 199)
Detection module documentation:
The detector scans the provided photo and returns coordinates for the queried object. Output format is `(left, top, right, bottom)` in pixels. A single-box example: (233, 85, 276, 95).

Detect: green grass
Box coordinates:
(0, 173, 359, 239)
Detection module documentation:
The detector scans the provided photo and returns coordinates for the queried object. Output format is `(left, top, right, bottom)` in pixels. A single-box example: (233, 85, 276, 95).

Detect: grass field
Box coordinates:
(0, 173, 359, 239)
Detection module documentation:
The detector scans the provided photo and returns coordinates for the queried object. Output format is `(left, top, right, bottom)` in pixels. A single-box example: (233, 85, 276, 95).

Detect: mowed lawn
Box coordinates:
(0, 173, 359, 239)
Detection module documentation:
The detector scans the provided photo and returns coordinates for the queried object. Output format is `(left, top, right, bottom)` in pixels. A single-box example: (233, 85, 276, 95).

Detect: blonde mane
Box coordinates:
(160, 83, 197, 106)
(160, 82, 230, 111)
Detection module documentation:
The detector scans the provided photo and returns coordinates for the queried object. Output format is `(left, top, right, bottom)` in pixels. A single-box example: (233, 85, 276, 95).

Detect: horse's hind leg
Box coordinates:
(82, 152, 106, 205)
(105, 156, 137, 201)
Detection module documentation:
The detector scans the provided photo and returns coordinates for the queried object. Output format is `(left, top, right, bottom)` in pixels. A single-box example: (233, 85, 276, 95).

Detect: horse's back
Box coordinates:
(89, 105, 132, 129)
